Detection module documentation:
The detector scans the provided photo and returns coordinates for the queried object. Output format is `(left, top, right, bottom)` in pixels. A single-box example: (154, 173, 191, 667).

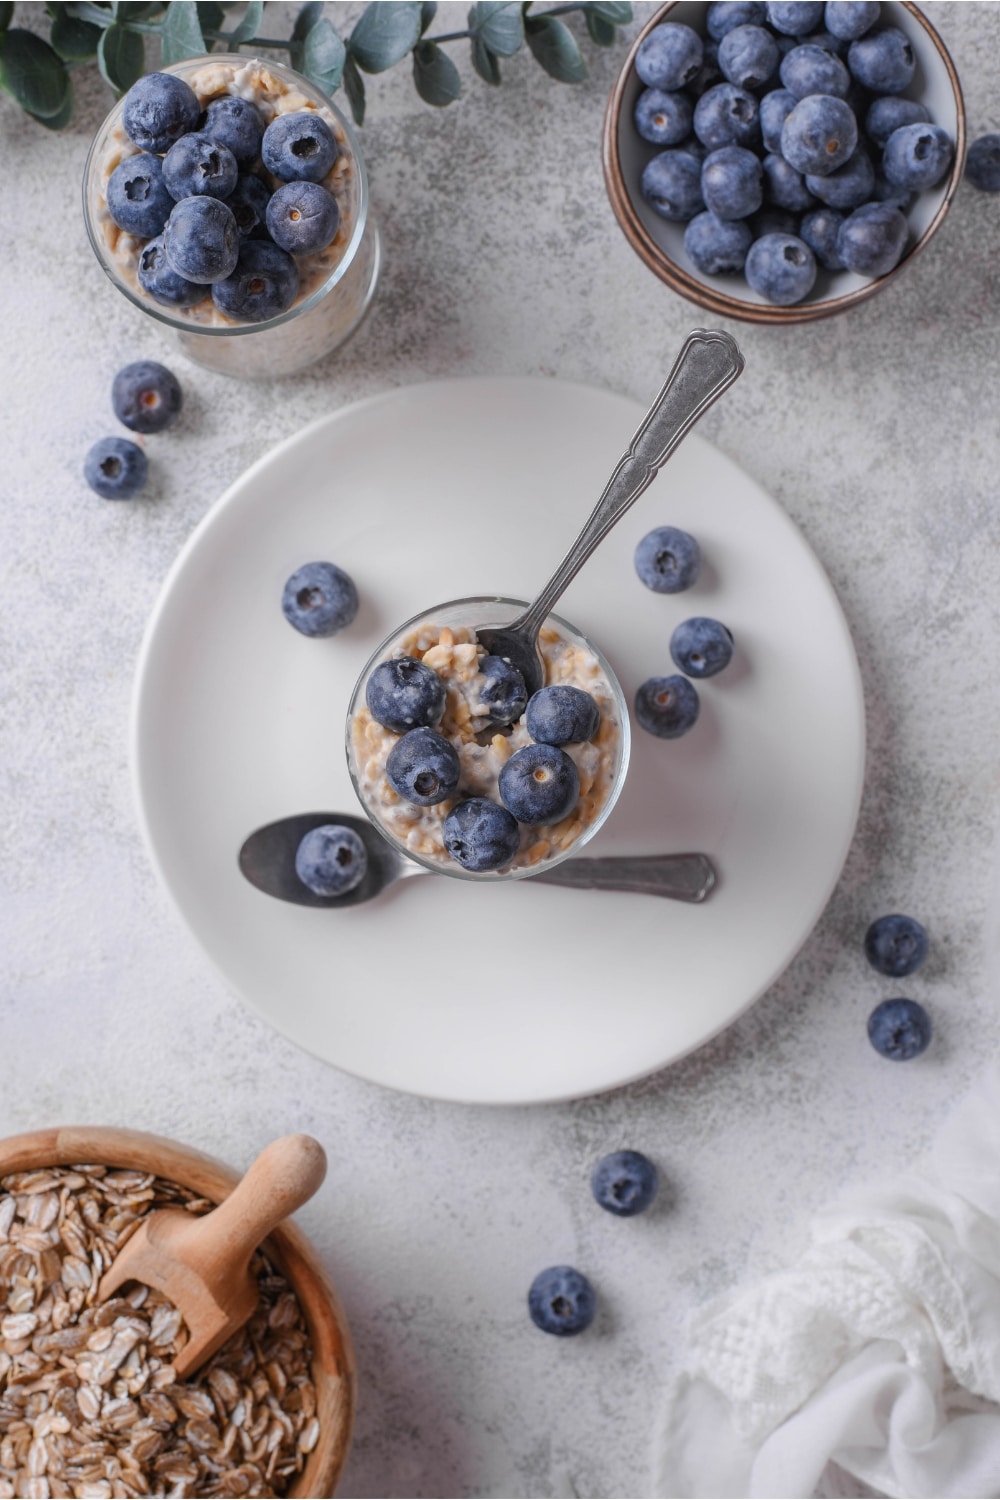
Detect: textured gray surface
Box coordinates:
(3, 2, 1000, 1495)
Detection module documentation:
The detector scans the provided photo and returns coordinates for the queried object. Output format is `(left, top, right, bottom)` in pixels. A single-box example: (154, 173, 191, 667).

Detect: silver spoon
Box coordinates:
(239, 814, 716, 908)
(476, 328, 745, 724)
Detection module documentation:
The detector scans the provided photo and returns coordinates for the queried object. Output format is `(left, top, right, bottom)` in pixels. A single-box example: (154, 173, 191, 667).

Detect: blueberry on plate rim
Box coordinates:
(281, 561, 358, 638)
(528, 1266, 596, 1336)
(864, 913, 928, 977)
(670, 616, 734, 678)
(634, 675, 700, 739)
(111, 361, 183, 435)
(591, 1150, 659, 1216)
(295, 824, 368, 897)
(867, 998, 932, 1062)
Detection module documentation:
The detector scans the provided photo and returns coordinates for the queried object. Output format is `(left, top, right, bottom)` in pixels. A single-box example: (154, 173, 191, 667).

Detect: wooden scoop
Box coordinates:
(98, 1133, 327, 1379)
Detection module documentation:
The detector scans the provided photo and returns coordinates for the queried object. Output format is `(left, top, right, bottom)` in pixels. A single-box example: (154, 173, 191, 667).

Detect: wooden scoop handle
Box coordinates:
(190, 1134, 327, 1272)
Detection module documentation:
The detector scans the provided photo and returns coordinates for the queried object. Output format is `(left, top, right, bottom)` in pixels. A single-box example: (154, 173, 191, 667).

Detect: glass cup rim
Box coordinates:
(81, 52, 370, 338)
(345, 595, 632, 883)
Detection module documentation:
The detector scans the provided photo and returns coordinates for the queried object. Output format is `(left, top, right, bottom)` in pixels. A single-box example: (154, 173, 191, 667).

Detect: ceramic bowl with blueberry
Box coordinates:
(602, 1, 965, 322)
(345, 598, 631, 882)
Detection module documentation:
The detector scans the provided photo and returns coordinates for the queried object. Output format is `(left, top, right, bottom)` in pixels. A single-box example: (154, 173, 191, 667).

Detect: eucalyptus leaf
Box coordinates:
(585, 10, 616, 46)
(590, 1, 632, 23)
(0, 28, 71, 116)
(291, 1, 324, 43)
(227, 0, 262, 45)
(97, 21, 144, 91)
(342, 50, 365, 124)
(50, 8, 101, 59)
(419, 1, 437, 37)
(159, 0, 206, 64)
(0, 4, 14, 32)
(412, 38, 460, 106)
(348, 0, 421, 74)
(470, 33, 500, 84)
(28, 74, 74, 128)
(524, 15, 586, 83)
(302, 17, 345, 93)
(467, 1, 522, 57)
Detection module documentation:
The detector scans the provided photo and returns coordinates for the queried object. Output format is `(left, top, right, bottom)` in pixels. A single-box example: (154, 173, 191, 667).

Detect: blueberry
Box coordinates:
(779, 42, 850, 99)
(688, 39, 723, 97)
(442, 798, 520, 872)
(867, 998, 932, 1062)
(634, 675, 700, 738)
(633, 88, 693, 146)
(295, 824, 367, 897)
(211, 240, 299, 322)
(227, 173, 273, 239)
(670, 616, 734, 677)
(799, 205, 846, 267)
(745, 231, 817, 303)
(883, 123, 954, 191)
(693, 83, 760, 151)
(836, 201, 908, 275)
(164, 196, 239, 284)
(847, 27, 915, 93)
(805, 146, 875, 208)
(800, 27, 849, 55)
(780, 94, 858, 175)
(199, 94, 265, 166)
(759, 88, 797, 154)
(718, 25, 779, 91)
(476, 656, 527, 724)
(111, 361, 182, 435)
(864, 95, 930, 152)
(634, 525, 702, 592)
(966, 133, 1000, 192)
(386, 727, 460, 806)
(702, 145, 763, 220)
(591, 1150, 658, 1216)
(528, 1266, 596, 1336)
(121, 72, 201, 153)
(766, 2, 825, 35)
(498, 744, 580, 825)
(706, 1, 767, 40)
(366, 656, 446, 733)
(136, 235, 208, 309)
(106, 152, 174, 238)
(871, 165, 914, 210)
(261, 111, 339, 182)
(524, 686, 600, 745)
(266, 181, 340, 255)
(763, 152, 817, 212)
(281, 561, 358, 637)
(634, 22, 703, 91)
(864, 913, 928, 977)
(162, 132, 238, 202)
(640, 150, 705, 221)
(684, 210, 753, 273)
(84, 437, 148, 500)
(824, 1, 880, 40)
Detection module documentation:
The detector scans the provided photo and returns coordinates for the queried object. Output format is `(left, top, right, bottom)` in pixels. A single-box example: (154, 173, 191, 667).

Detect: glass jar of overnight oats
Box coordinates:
(82, 55, 380, 378)
(346, 597, 631, 882)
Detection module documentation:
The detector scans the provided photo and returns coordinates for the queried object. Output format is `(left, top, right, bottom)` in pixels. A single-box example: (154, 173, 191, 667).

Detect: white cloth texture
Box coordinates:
(656, 1065, 1000, 1498)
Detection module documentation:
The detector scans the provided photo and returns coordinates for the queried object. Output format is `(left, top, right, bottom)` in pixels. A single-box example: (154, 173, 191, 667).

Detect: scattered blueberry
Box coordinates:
(634, 675, 700, 738)
(111, 361, 182, 435)
(528, 1266, 596, 1336)
(763, 152, 817, 212)
(865, 95, 930, 152)
(136, 235, 207, 309)
(745, 231, 817, 303)
(106, 152, 174, 238)
(641, 149, 705, 221)
(498, 743, 580, 825)
(162, 132, 238, 201)
(524, 686, 600, 746)
(670, 616, 734, 678)
(476, 656, 527, 724)
(693, 82, 760, 150)
(707, 1, 766, 40)
(823, 1, 880, 41)
(266, 181, 341, 255)
(121, 72, 200, 153)
(634, 22, 704, 91)
(966, 133, 1000, 192)
(366, 656, 446, 734)
(634, 525, 702, 592)
(164, 196, 239, 283)
(261, 111, 339, 182)
(882, 122, 954, 191)
(199, 94, 265, 167)
(442, 797, 521, 872)
(805, 146, 875, 209)
(780, 94, 858, 175)
(718, 24, 779, 91)
(386, 728, 461, 806)
(759, 87, 797, 154)
(591, 1150, 659, 1216)
(702, 144, 764, 219)
(684, 210, 753, 273)
(847, 27, 915, 93)
(864, 913, 928, 977)
(211, 239, 300, 321)
(84, 437, 148, 499)
(281, 561, 358, 637)
(867, 997, 932, 1062)
(633, 87, 693, 146)
(765, 2, 825, 36)
(799, 205, 846, 268)
(295, 824, 367, 897)
(836, 201, 908, 275)
(227, 173, 273, 239)
(779, 42, 850, 99)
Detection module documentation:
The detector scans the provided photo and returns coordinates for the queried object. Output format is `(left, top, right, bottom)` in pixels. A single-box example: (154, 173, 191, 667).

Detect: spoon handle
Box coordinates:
(534, 852, 716, 902)
(190, 1134, 327, 1270)
(516, 329, 744, 638)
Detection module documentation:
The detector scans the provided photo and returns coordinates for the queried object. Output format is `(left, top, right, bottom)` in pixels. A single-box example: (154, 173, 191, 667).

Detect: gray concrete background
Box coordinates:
(3, 2, 1000, 1494)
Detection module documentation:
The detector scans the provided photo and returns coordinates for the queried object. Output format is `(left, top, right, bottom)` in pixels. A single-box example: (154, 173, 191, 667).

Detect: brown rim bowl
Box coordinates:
(0, 1125, 355, 1498)
(602, 1, 966, 324)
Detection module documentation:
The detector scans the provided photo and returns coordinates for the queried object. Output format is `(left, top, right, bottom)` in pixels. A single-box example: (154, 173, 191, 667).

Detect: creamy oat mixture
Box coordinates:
(0, 1166, 318, 1499)
(351, 622, 623, 874)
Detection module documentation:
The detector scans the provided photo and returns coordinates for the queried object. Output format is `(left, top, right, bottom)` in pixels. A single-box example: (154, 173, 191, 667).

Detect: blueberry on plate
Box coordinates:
(641, 150, 706, 221)
(633, 87, 693, 147)
(162, 132, 239, 202)
(836, 201, 908, 276)
(693, 83, 760, 151)
(847, 26, 916, 94)
(780, 95, 858, 176)
(525, 685, 600, 746)
(823, 1, 880, 41)
(476, 655, 527, 724)
(864, 913, 928, 977)
(634, 525, 702, 593)
(164, 196, 240, 284)
(779, 42, 850, 100)
(799, 206, 846, 269)
(966, 133, 1000, 192)
(261, 111, 339, 182)
(867, 998, 932, 1061)
(805, 147, 875, 210)
(718, 24, 779, 91)
(366, 656, 446, 734)
(442, 797, 520, 872)
(84, 437, 148, 499)
(121, 72, 201, 154)
(634, 675, 700, 738)
(295, 824, 367, 897)
(759, 87, 797, 155)
(386, 728, 461, 806)
(266, 181, 340, 255)
(227, 174, 273, 239)
(865, 95, 930, 152)
(199, 94, 265, 167)
(670, 616, 734, 678)
(106, 152, 175, 238)
(211, 240, 300, 322)
(882, 122, 954, 192)
(684, 211, 753, 274)
(634, 22, 704, 91)
(745, 232, 817, 305)
(281, 561, 358, 637)
(111, 361, 183, 435)
(137, 235, 208, 309)
(528, 1266, 596, 1336)
(706, 2, 767, 41)
(591, 1150, 659, 1216)
(766, 2, 825, 36)
(499, 743, 580, 825)
(701, 144, 763, 220)
(763, 153, 817, 213)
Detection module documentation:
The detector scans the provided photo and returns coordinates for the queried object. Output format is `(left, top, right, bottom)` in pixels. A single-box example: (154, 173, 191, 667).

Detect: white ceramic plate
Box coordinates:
(132, 377, 864, 1105)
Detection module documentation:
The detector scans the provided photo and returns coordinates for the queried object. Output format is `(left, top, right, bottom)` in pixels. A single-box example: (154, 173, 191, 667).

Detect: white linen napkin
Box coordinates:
(655, 1064, 1000, 1499)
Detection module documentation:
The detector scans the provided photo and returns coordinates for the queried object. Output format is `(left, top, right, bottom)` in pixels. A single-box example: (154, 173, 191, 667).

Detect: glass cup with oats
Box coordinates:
(82, 55, 380, 378)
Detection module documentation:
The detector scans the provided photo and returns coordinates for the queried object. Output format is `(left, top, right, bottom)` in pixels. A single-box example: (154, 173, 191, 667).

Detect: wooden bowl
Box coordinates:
(0, 1125, 355, 1498)
(602, 1, 966, 323)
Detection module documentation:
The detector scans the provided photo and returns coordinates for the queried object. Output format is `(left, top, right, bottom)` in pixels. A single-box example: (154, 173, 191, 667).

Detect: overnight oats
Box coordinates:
(347, 598, 630, 880)
(83, 56, 379, 378)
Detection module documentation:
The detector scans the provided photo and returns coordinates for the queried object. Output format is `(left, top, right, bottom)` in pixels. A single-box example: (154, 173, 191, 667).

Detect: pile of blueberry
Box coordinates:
(864, 911, 932, 1060)
(106, 72, 343, 322)
(632, 1, 955, 305)
(84, 359, 183, 499)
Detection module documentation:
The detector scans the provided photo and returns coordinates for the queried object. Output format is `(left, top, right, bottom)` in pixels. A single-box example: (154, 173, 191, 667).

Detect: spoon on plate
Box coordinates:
(239, 813, 717, 907)
(475, 328, 745, 726)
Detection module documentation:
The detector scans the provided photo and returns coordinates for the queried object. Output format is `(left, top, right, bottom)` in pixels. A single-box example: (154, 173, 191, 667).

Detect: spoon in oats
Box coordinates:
(98, 1134, 327, 1378)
